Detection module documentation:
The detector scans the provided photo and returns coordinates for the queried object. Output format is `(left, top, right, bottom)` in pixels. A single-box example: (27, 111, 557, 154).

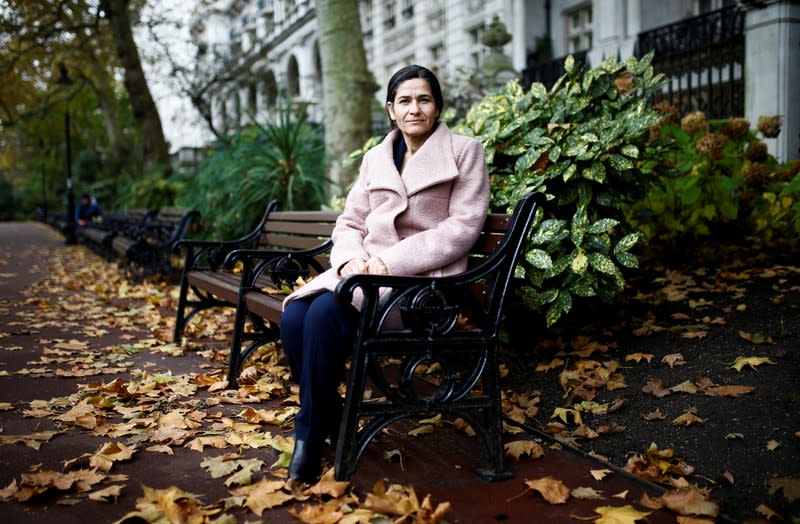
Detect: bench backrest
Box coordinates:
(149, 208, 201, 246)
(259, 209, 516, 272)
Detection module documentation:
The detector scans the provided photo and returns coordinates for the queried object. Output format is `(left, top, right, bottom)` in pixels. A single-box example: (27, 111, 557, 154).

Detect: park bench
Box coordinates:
(76, 209, 155, 260)
(172, 200, 281, 341)
(223, 192, 542, 481)
(121, 208, 201, 277)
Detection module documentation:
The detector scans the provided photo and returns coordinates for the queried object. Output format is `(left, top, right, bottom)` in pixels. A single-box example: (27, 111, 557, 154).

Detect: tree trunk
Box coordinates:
(84, 53, 131, 185)
(104, 0, 171, 175)
(314, 0, 374, 189)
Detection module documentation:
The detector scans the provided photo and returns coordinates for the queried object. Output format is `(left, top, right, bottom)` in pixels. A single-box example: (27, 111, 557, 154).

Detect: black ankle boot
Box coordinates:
(288, 440, 322, 483)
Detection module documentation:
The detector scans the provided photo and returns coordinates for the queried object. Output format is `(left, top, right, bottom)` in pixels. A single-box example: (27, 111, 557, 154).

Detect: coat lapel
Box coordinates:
(401, 123, 459, 196)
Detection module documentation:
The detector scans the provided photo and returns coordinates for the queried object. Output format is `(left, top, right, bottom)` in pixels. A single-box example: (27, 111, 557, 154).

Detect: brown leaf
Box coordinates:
(662, 353, 687, 368)
(660, 486, 719, 517)
(641, 408, 667, 421)
(672, 409, 705, 427)
(504, 440, 545, 461)
(624, 352, 654, 364)
(523, 476, 570, 504)
(642, 378, 671, 398)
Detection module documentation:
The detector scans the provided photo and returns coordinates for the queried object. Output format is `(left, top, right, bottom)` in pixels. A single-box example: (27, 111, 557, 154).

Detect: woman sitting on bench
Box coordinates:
(280, 64, 491, 483)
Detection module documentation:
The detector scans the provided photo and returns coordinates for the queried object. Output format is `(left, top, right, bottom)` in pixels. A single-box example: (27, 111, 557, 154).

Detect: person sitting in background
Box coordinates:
(75, 192, 103, 226)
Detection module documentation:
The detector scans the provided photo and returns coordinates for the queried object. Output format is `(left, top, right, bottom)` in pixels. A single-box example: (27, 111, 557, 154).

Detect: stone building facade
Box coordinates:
(192, 0, 798, 161)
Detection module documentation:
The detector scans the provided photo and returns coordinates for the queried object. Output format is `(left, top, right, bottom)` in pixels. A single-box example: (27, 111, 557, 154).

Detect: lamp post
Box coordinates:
(39, 139, 47, 221)
(57, 63, 76, 244)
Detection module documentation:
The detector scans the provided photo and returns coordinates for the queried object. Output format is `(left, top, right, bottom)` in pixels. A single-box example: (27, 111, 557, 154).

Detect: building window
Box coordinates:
(695, 0, 734, 14)
(430, 42, 444, 62)
(361, 0, 373, 38)
(469, 24, 485, 67)
(401, 0, 413, 18)
(384, 1, 396, 29)
(247, 84, 257, 114)
(287, 56, 300, 97)
(564, 4, 592, 53)
(262, 71, 277, 109)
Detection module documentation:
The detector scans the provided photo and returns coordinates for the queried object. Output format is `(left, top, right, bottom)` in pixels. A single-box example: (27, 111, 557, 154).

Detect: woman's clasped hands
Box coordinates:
(340, 256, 389, 276)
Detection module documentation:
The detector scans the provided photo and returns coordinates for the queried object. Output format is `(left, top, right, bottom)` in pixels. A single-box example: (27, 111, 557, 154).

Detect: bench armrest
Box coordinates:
(225, 239, 334, 288)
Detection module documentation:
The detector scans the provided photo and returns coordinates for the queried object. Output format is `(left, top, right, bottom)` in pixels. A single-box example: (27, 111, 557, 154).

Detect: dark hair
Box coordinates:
(385, 65, 444, 126)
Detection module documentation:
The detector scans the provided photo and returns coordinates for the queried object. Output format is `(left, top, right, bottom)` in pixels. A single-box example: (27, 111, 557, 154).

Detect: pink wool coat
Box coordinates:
(284, 122, 490, 309)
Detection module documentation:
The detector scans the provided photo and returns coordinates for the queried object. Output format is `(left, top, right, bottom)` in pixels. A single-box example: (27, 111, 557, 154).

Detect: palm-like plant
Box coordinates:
(182, 99, 327, 240)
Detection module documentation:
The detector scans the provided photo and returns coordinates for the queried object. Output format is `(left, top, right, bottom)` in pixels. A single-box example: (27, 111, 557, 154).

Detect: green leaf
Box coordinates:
(608, 154, 634, 171)
(531, 219, 566, 243)
(571, 250, 589, 274)
(615, 251, 639, 269)
(588, 252, 618, 276)
(586, 218, 619, 234)
(525, 249, 553, 269)
(621, 144, 640, 158)
(614, 232, 640, 253)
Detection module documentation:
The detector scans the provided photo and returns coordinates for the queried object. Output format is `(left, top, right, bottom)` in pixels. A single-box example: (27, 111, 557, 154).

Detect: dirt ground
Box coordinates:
(502, 244, 800, 521)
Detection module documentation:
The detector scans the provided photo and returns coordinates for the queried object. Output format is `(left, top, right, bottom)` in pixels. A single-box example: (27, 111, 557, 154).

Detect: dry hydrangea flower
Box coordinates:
(743, 163, 771, 187)
(745, 140, 769, 162)
(757, 115, 782, 138)
(695, 132, 728, 160)
(720, 118, 750, 139)
(681, 111, 708, 136)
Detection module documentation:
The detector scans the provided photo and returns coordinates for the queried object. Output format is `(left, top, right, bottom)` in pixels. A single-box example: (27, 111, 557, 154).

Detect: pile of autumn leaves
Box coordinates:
(0, 243, 795, 522)
(0, 246, 456, 522)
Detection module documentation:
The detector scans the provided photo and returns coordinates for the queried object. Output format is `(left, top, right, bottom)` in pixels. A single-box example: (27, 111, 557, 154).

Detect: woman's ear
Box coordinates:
(386, 102, 396, 121)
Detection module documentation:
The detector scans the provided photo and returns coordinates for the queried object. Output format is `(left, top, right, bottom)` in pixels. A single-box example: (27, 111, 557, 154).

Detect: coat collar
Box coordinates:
(371, 123, 459, 196)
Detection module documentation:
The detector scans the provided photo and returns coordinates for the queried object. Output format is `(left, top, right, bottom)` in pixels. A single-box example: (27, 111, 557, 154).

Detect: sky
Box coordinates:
(135, 0, 212, 153)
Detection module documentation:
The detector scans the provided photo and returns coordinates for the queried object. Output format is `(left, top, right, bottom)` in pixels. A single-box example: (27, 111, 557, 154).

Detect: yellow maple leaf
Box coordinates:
(730, 356, 777, 371)
(590, 469, 613, 481)
(672, 410, 705, 427)
(524, 476, 570, 504)
(592, 504, 651, 523)
(624, 353, 654, 364)
(504, 440, 545, 461)
(551, 407, 582, 425)
(536, 358, 565, 372)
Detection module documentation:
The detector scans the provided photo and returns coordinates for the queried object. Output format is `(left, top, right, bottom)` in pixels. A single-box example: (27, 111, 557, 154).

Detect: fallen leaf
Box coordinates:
(88, 484, 123, 502)
(766, 439, 780, 451)
(725, 433, 744, 440)
(641, 408, 666, 421)
(624, 353, 654, 364)
(504, 440, 545, 461)
(570, 486, 603, 499)
(731, 356, 776, 372)
(590, 469, 613, 481)
(767, 476, 800, 502)
(589, 504, 650, 523)
(672, 409, 705, 427)
(660, 486, 718, 517)
(662, 353, 687, 368)
(755, 504, 782, 521)
(523, 476, 570, 504)
(738, 331, 775, 344)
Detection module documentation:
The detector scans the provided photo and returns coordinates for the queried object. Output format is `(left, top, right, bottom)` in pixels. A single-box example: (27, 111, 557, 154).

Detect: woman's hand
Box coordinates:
(340, 257, 389, 276)
(365, 257, 389, 275)
(340, 258, 368, 276)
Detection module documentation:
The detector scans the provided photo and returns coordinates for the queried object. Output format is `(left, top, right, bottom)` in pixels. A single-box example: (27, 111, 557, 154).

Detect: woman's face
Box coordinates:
(387, 78, 440, 142)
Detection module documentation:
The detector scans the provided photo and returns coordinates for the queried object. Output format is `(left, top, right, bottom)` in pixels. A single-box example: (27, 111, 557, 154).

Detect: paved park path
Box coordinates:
(0, 222, 679, 523)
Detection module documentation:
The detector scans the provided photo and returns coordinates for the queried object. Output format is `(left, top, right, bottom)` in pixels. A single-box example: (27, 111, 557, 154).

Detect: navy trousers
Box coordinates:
(280, 291, 358, 446)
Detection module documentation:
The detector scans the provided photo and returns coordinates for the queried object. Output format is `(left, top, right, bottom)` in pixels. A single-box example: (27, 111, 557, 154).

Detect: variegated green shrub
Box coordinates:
(454, 53, 667, 326)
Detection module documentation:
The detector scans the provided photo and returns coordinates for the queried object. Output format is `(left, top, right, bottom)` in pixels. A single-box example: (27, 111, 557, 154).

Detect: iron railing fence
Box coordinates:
(635, 5, 745, 119)
(521, 49, 588, 89)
